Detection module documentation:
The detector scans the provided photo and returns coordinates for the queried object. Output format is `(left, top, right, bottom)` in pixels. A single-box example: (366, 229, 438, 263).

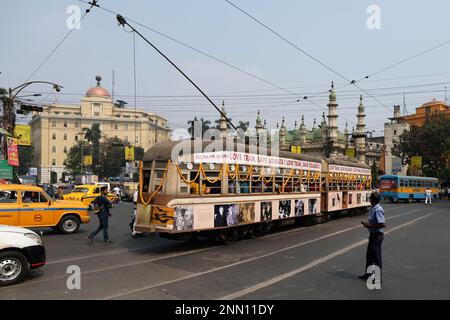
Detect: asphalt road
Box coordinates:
(1, 200, 449, 300)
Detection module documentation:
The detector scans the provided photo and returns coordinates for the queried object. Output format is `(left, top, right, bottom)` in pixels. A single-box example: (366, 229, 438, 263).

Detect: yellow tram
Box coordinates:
(135, 140, 372, 241)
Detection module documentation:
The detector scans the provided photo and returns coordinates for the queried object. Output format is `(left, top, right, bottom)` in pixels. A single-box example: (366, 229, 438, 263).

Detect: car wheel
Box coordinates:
(58, 215, 80, 234)
(0, 251, 29, 286)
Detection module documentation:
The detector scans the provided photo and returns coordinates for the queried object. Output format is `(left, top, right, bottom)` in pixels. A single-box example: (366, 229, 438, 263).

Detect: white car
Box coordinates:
(0, 225, 46, 286)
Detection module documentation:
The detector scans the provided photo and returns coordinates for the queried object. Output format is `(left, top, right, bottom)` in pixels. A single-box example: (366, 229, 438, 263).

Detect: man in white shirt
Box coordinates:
(130, 188, 143, 237)
(113, 186, 121, 202)
(425, 187, 432, 205)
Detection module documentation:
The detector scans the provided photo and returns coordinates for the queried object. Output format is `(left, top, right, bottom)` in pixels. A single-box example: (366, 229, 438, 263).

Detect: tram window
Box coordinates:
(240, 181, 250, 193)
(202, 168, 222, 194)
(142, 170, 150, 193)
(188, 166, 201, 195)
(274, 174, 283, 193)
(404, 180, 409, 187)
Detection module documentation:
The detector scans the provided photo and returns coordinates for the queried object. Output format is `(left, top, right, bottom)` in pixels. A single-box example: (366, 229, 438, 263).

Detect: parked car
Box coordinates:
(0, 184, 90, 234)
(0, 225, 45, 286)
(63, 184, 117, 208)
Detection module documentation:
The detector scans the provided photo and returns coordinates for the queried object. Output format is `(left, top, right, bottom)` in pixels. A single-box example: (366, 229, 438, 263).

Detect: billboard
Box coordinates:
(0, 160, 13, 180)
(411, 156, 422, 169)
(14, 125, 31, 146)
(391, 157, 402, 173)
(84, 155, 93, 166)
(345, 148, 355, 158)
(7, 137, 19, 167)
(125, 146, 135, 161)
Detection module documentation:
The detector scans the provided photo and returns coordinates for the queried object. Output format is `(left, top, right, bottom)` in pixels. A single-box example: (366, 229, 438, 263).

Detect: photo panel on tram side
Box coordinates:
(294, 199, 308, 217)
(260, 201, 273, 221)
(173, 205, 194, 231)
(278, 200, 292, 219)
(237, 203, 255, 224)
(214, 204, 238, 227)
(308, 198, 319, 215)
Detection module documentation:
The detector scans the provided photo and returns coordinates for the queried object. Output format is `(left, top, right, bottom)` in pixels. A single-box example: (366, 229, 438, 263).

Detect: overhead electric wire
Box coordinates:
(75, 0, 315, 108)
(359, 39, 450, 82)
(25, 1, 99, 82)
(223, 0, 397, 112)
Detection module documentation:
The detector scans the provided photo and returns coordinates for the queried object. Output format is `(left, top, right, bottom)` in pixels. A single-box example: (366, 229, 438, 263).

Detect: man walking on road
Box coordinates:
(425, 187, 432, 205)
(359, 192, 385, 281)
(87, 187, 113, 244)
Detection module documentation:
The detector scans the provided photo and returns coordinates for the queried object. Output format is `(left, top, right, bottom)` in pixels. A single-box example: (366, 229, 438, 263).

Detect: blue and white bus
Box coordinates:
(379, 175, 438, 203)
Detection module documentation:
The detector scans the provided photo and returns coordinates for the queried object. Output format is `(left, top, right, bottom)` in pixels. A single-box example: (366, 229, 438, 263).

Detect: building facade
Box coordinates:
(384, 105, 410, 175)
(29, 76, 170, 183)
(401, 98, 450, 126)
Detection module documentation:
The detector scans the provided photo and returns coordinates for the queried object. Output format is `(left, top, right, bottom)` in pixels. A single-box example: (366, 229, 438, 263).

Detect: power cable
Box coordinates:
(25, 1, 99, 82)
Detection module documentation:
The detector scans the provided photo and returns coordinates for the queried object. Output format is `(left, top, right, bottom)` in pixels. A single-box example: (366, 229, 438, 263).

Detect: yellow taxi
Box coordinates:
(63, 184, 117, 208)
(0, 184, 90, 234)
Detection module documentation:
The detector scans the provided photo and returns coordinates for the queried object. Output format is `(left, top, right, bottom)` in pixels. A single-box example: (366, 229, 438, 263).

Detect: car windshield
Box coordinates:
(72, 188, 89, 193)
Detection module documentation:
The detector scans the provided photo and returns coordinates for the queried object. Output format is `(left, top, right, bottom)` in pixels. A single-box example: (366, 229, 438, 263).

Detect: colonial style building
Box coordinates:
(401, 98, 450, 127)
(29, 75, 170, 183)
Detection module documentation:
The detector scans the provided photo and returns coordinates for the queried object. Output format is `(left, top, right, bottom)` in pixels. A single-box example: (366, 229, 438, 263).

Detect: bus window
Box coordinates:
(380, 178, 396, 189)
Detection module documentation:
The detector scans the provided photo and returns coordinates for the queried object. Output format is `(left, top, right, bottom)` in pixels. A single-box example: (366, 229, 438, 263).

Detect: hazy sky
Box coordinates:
(2, 0, 450, 136)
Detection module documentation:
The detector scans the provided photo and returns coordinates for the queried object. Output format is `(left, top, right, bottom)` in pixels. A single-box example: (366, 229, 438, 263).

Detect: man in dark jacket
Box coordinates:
(86, 187, 113, 244)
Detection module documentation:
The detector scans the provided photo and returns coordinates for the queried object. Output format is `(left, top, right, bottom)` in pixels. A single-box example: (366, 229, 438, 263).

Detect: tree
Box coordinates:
(187, 117, 211, 138)
(83, 123, 102, 171)
(237, 121, 250, 132)
(63, 141, 92, 176)
(0, 87, 7, 96)
(370, 161, 382, 188)
(135, 146, 145, 161)
(392, 113, 450, 181)
(18, 145, 34, 176)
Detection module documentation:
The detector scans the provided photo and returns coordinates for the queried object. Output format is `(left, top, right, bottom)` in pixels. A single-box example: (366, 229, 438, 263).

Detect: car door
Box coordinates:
(0, 190, 19, 226)
(19, 191, 54, 227)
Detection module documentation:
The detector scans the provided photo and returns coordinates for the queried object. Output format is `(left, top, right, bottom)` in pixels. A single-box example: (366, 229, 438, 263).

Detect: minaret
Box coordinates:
(327, 81, 339, 154)
(255, 109, 263, 136)
(298, 115, 306, 145)
(344, 122, 349, 149)
(356, 95, 366, 164)
(279, 117, 286, 149)
(219, 100, 228, 139)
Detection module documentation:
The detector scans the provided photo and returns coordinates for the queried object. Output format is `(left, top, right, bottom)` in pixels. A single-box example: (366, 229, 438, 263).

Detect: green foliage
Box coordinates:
(0, 87, 7, 96)
(392, 113, 450, 181)
(63, 141, 92, 176)
(187, 117, 211, 137)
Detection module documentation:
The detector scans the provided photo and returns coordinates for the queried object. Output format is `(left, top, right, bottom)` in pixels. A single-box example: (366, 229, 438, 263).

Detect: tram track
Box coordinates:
(0, 203, 422, 298)
(102, 205, 428, 300)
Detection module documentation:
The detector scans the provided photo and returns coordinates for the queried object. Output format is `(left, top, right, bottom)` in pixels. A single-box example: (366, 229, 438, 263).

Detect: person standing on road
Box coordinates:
(87, 187, 113, 244)
(359, 192, 385, 281)
(113, 185, 121, 203)
(130, 186, 143, 237)
(425, 187, 432, 205)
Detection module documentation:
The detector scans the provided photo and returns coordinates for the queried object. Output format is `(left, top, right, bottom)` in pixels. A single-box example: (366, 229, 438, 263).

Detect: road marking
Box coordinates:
(220, 211, 437, 300)
(0, 247, 215, 291)
(262, 205, 414, 240)
(102, 206, 425, 300)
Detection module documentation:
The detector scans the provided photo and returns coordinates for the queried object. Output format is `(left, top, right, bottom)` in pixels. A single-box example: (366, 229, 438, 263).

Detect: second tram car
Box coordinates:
(135, 140, 372, 241)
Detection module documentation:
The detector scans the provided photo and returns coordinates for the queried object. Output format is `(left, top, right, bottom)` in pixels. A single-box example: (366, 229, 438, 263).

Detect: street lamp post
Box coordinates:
(1, 81, 62, 182)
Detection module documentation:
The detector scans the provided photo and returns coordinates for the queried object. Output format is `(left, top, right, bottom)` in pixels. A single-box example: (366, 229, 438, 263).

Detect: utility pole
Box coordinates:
(1, 81, 62, 182)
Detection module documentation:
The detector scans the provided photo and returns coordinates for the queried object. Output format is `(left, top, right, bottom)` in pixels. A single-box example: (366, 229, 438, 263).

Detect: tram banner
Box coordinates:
(328, 164, 370, 175)
(182, 151, 321, 171)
